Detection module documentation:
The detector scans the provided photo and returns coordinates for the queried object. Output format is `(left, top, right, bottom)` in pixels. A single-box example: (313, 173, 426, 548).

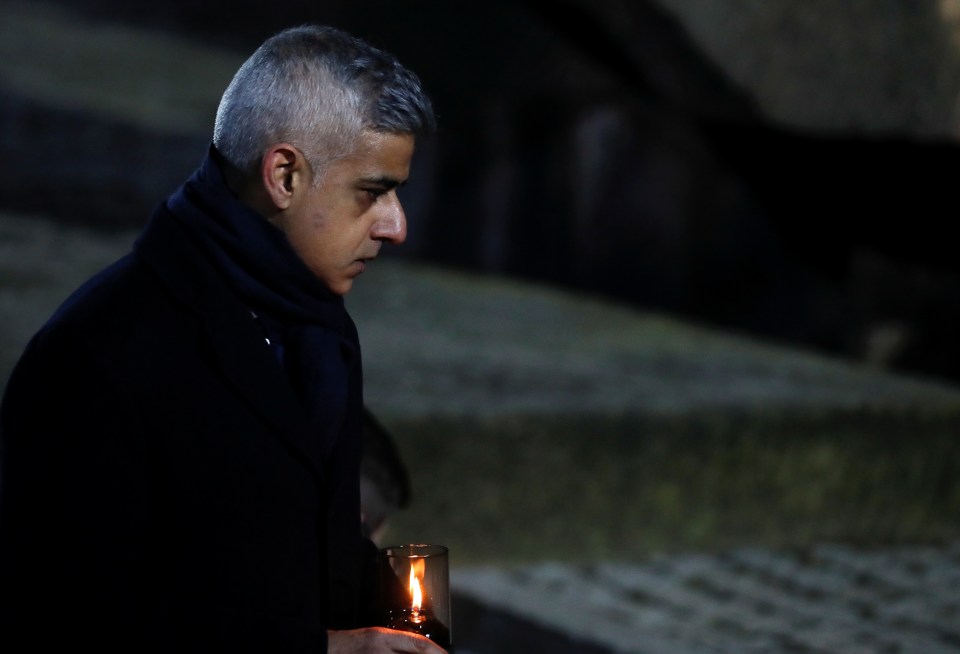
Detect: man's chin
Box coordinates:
(329, 278, 354, 296)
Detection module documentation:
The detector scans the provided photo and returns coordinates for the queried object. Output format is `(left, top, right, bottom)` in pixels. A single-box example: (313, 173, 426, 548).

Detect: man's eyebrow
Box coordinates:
(358, 175, 407, 189)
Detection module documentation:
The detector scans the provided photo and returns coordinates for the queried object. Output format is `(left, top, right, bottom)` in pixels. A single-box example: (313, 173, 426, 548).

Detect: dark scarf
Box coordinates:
(163, 145, 361, 464)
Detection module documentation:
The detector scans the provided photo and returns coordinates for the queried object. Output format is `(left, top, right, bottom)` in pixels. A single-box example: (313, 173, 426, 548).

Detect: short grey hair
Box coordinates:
(213, 25, 435, 181)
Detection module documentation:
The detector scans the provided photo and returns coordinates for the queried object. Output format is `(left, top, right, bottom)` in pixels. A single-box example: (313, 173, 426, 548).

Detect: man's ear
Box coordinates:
(260, 143, 309, 210)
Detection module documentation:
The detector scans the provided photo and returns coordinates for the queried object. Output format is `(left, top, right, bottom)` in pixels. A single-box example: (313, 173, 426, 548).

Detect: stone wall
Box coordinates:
(658, 0, 960, 137)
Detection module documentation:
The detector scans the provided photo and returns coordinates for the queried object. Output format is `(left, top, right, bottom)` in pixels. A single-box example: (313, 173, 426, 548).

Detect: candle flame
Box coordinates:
(408, 560, 425, 611)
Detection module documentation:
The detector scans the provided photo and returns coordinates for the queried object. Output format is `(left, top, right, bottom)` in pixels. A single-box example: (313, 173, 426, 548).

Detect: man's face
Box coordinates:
(273, 130, 415, 295)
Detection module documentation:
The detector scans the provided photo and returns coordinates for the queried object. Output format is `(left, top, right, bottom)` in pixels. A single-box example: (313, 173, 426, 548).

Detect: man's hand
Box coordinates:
(327, 627, 448, 653)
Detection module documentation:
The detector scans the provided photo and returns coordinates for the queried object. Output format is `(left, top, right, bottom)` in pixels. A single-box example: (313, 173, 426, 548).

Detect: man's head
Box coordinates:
(213, 25, 434, 181)
(213, 26, 435, 295)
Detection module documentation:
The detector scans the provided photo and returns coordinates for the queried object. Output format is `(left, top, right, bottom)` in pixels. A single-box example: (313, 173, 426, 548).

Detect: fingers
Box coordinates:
(376, 627, 447, 654)
(328, 627, 449, 654)
(403, 631, 447, 654)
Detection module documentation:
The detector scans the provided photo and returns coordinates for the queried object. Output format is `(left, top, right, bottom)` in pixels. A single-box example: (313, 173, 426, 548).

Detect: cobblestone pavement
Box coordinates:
(452, 541, 960, 654)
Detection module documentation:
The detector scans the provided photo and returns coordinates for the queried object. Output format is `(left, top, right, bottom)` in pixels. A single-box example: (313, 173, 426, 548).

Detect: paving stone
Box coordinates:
(452, 542, 960, 653)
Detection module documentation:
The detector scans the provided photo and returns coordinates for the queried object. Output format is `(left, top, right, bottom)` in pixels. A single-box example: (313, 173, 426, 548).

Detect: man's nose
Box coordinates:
(372, 193, 407, 244)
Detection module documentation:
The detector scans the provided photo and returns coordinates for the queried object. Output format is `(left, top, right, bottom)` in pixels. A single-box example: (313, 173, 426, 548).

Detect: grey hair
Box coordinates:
(213, 25, 435, 181)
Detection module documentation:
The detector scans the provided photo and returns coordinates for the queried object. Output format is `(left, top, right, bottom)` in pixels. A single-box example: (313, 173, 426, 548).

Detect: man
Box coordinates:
(0, 25, 443, 653)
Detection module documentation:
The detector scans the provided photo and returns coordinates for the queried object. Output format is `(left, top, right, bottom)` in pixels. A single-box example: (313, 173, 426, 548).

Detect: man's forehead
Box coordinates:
(356, 129, 415, 153)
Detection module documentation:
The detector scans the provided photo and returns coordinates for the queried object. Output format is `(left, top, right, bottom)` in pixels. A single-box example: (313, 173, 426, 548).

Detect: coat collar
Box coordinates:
(134, 206, 327, 484)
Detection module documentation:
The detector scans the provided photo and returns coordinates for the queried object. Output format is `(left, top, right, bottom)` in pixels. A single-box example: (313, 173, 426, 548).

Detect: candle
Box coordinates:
(379, 544, 452, 650)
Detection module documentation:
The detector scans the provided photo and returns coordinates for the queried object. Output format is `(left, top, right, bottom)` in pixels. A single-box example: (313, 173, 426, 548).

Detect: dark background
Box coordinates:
(5, 0, 960, 383)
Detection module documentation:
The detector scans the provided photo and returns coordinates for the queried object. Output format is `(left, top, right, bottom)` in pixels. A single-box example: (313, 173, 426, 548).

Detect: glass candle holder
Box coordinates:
(377, 544, 452, 650)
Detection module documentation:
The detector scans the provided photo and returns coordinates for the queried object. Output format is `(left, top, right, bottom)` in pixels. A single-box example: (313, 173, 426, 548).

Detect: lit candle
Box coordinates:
(385, 556, 450, 647)
(378, 544, 452, 650)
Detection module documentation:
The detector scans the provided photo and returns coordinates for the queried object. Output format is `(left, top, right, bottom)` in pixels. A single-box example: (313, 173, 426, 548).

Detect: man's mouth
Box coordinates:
(355, 256, 375, 274)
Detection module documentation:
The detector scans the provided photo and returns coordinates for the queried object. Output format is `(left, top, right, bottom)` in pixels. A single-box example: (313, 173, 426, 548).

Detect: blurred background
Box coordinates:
(3, 1, 960, 651)
(4, 0, 960, 380)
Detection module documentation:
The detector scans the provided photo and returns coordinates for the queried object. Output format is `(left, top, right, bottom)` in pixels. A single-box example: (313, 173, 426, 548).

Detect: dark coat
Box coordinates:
(0, 208, 372, 652)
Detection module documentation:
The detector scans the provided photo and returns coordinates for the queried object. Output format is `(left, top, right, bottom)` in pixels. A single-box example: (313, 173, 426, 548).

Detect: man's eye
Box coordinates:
(364, 188, 387, 201)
